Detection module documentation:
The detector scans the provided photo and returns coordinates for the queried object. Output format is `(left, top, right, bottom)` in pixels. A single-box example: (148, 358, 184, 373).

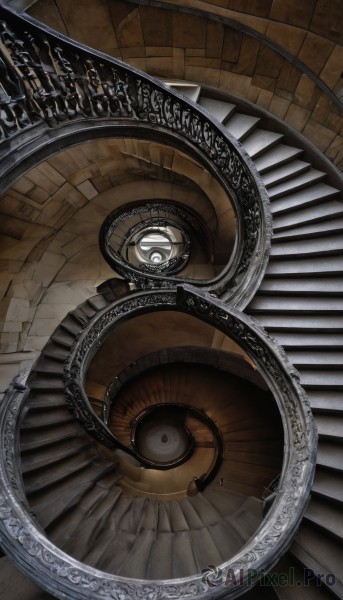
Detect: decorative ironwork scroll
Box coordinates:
(0, 5, 271, 308)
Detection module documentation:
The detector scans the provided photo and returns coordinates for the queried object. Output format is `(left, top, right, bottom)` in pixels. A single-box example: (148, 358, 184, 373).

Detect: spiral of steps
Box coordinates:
(8, 290, 283, 590)
(0, 51, 342, 599)
(192, 89, 343, 596)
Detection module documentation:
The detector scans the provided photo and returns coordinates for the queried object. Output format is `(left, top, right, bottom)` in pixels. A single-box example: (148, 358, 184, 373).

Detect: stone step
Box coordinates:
(47, 478, 120, 550)
(312, 468, 343, 504)
(262, 160, 311, 187)
(20, 406, 73, 429)
(86, 294, 110, 311)
(314, 415, 343, 440)
(268, 169, 325, 199)
(254, 144, 303, 173)
(21, 421, 85, 451)
(24, 390, 66, 409)
(147, 532, 174, 579)
(316, 442, 343, 472)
(24, 454, 96, 494)
(224, 113, 260, 140)
(304, 495, 343, 541)
(273, 217, 343, 241)
(271, 183, 339, 215)
(273, 198, 343, 231)
(258, 277, 343, 295)
(242, 129, 283, 159)
(198, 96, 236, 123)
(270, 234, 343, 258)
(166, 81, 201, 103)
(300, 369, 343, 388)
(248, 295, 343, 313)
(274, 332, 343, 349)
(291, 522, 343, 598)
(286, 352, 343, 368)
(118, 529, 156, 578)
(21, 437, 93, 473)
(307, 390, 343, 413)
(248, 314, 343, 331)
(172, 531, 199, 576)
(265, 255, 343, 276)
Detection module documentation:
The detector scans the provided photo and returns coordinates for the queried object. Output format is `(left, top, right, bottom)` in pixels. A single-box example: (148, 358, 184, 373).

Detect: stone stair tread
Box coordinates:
(187, 493, 222, 526)
(146, 532, 173, 579)
(286, 351, 343, 367)
(119, 496, 147, 532)
(24, 455, 97, 494)
(86, 295, 109, 311)
(314, 415, 343, 440)
(225, 497, 262, 540)
(47, 482, 112, 548)
(312, 469, 343, 503)
(169, 499, 190, 531)
(316, 442, 343, 472)
(20, 407, 73, 429)
(304, 495, 343, 540)
(273, 217, 343, 241)
(189, 526, 223, 568)
(21, 422, 86, 450)
(21, 438, 93, 473)
(208, 520, 244, 560)
(265, 255, 343, 276)
(274, 556, 339, 599)
(224, 113, 260, 140)
(172, 531, 199, 576)
(165, 81, 201, 103)
(299, 369, 343, 388)
(96, 529, 137, 573)
(270, 233, 343, 257)
(273, 198, 343, 231)
(247, 314, 343, 331)
(198, 96, 235, 122)
(262, 160, 311, 187)
(157, 502, 172, 532)
(254, 144, 303, 173)
(118, 529, 155, 578)
(274, 331, 343, 349)
(248, 296, 343, 313)
(24, 390, 66, 409)
(258, 277, 343, 295)
(179, 498, 206, 529)
(307, 390, 343, 413)
(291, 522, 343, 597)
(29, 462, 116, 528)
(268, 168, 325, 199)
(242, 129, 283, 159)
(270, 183, 339, 215)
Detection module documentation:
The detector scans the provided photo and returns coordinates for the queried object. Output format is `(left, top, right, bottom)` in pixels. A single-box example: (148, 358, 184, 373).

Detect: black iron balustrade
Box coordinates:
(0, 4, 271, 307)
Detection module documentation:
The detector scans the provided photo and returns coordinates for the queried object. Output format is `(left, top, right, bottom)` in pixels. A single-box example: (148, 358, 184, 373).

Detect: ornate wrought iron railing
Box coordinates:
(0, 4, 271, 307)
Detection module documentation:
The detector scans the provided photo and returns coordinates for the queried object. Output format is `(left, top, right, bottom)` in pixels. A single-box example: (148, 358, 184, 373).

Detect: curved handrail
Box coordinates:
(0, 5, 271, 307)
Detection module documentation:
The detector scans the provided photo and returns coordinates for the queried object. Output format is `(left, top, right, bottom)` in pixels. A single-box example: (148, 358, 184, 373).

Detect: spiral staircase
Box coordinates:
(0, 5, 342, 600)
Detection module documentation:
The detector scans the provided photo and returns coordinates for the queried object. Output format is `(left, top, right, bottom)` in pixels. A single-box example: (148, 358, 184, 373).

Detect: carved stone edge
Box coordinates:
(0, 287, 318, 598)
